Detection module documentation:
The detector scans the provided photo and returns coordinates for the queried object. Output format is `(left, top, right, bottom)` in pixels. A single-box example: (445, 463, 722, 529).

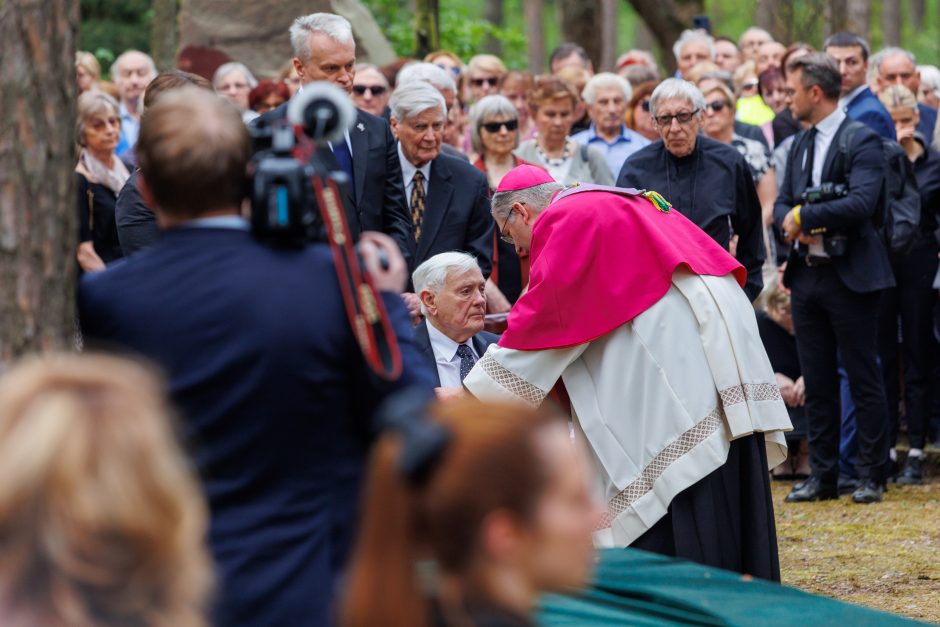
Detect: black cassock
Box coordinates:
(617, 135, 765, 302)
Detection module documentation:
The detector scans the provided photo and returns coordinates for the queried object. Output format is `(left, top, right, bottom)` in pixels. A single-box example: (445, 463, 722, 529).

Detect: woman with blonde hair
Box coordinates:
(341, 397, 600, 627)
(75, 51, 100, 93)
(0, 354, 213, 627)
(466, 54, 508, 102)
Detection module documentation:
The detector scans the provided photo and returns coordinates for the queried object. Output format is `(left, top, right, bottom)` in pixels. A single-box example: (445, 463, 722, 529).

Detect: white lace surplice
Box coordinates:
(463, 271, 792, 547)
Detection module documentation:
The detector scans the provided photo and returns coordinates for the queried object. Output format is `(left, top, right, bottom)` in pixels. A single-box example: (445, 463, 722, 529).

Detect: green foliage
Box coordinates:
(79, 0, 153, 77)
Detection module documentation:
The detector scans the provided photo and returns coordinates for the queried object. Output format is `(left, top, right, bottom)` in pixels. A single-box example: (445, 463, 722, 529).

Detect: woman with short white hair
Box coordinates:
(213, 61, 259, 123)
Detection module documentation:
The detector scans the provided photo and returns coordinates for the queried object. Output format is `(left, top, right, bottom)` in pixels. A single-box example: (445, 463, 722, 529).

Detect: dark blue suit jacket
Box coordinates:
(414, 319, 499, 387)
(844, 87, 897, 141)
(78, 226, 434, 626)
(773, 118, 895, 293)
(415, 153, 494, 276)
(917, 102, 937, 142)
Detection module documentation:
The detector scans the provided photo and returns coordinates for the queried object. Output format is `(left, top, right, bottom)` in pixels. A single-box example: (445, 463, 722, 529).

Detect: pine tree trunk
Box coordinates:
(151, 0, 179, 71)
(911, 0, 925, 31)
(414, 0, 440, 58)
(881, 0, 900, 47)
(846, 0, 871, 42)
(483, 0, 503, 56)
(599, 0, 618, 72)
(0, 0, 78, 369)
(525, 0, 544, 73)
(626, 0, 702, 73)
(559, 0, 601, 70)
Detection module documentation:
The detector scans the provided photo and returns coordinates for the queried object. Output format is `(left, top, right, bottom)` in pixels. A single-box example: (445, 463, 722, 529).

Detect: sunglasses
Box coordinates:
(472, 77, 500, 88)
(654, 109, 699, 127)
(640, 100, 651, 112)
(352, 84, 387, 96)
(482, 119, 519, 133)
(741, 80, 759, 91)
(435, 63, 461, 77)
(704, 100, 730, 113)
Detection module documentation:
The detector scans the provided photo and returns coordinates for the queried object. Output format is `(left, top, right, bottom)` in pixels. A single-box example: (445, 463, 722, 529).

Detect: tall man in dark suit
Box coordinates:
(256, 13, 415, 266)
(774, 54, 895, 504)
(389, 82, 493, 312)
(824, 32, 896, 141)
(79, 88, 434, 626)
(412, 252, 499, 387)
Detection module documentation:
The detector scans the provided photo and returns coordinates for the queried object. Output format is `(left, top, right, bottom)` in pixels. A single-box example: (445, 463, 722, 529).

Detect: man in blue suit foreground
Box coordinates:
(79, 88, 434, 626)
(824, 32, 896, 141)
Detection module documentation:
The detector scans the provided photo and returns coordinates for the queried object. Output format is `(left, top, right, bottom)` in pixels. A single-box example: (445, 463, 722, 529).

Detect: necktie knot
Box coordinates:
(413, 170, 425, 183)
(456, 344, 475, 381)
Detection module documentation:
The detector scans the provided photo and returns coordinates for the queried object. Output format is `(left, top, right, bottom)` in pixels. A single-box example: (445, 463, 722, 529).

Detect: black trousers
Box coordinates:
(878, 236, 939, 450)
(789, 259, 889, 483)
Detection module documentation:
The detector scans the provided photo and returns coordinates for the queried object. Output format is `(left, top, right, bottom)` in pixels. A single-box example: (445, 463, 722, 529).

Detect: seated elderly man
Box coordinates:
(391, 82, 493, 275)
(617, 78, 765, 301)
(573, 72, 650, 178)
(674, 30, 715, 79)
(413, 252, 499, 387)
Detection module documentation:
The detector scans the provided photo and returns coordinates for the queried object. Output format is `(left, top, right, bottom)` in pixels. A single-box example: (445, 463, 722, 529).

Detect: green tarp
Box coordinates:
(539, 549, 926, 626)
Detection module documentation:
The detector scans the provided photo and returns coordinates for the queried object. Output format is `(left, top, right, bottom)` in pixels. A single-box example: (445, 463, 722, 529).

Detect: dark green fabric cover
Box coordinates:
(538, 549, 925, 626)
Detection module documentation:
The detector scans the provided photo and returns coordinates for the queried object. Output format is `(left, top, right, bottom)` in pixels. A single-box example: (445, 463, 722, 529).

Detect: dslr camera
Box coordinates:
(801, 182, 849, 257)
(247, 82, 357, 248)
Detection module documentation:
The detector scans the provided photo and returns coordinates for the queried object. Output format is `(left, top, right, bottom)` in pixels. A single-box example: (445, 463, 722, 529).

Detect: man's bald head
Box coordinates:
(135, 88, 249, 218)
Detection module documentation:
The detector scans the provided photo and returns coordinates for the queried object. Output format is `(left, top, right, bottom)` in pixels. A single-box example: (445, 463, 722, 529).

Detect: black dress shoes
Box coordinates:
(896, 456, 924, 485)
(784, 477, 839, 502)
(852, 479, 884, 504)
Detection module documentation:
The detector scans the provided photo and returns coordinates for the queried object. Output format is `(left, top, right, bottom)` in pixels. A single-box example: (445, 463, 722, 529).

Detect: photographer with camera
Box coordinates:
(79, 87, 434, 626)
(774, 54, 894, 505)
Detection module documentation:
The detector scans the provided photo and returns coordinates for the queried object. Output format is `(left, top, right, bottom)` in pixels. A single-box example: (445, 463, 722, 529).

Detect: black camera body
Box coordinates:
(801, 182, 849, 257)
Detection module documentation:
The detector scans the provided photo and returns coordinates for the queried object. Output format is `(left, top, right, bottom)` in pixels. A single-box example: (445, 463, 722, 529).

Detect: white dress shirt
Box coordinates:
(398, 143, 432, 201)
(427, 320, 479, 387)
(837, 84, 867, 111)
(804, 106, 846, 256)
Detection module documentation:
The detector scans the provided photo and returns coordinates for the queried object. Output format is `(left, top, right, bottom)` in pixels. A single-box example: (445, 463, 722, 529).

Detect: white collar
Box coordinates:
(814, 106, 846, 138)
(398, 143, 432, 184)
(426, 319, 474, 362)
(839, 84, 868, 108)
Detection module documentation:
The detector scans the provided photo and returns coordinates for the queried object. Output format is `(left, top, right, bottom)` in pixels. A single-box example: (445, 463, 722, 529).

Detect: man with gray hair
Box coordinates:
(617, 78, 765, 300)
(390, 82, 492, 277)
(256, 12, 414, 268)
(573, 72, 649, 178)
(875, 47, 937, 138)
(412, 251, 498, 387)
(673, 30, 714, 79)
(111, 50, 157, 156)
(396, 61, 468, 161)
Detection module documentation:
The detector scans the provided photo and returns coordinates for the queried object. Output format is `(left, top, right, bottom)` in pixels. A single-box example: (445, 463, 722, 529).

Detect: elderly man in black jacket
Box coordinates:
(774, 53, 894, 505)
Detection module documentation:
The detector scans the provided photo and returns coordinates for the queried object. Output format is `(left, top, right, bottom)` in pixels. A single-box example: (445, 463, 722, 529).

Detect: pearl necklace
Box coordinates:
(535, 138, 572, 167)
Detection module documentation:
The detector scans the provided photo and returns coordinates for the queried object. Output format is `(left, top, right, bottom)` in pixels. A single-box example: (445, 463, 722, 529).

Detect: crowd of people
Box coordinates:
(25, 10, 936, 626)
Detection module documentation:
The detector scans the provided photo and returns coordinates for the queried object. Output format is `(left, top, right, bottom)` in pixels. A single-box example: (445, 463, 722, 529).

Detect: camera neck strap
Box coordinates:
(294, 130, 404, 381)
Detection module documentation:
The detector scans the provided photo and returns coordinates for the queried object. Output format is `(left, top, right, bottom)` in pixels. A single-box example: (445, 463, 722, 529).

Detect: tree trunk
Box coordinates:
(151, 0, 179, 71)
(559, 0, 601, 70)
(880, 0, 900, 47)
(911, 0, 925, 32)
(824, 0, 847, 37)
(482, 0, 503, 56)
(755, 0, 795, 44)
(525, 0, 545, 73)
(846, 0, 871, 42)
(0, 0, 78, 369)
(414, 0, 440, 58)
(599, 0, 618, 72)
(626, 0, 703, 73)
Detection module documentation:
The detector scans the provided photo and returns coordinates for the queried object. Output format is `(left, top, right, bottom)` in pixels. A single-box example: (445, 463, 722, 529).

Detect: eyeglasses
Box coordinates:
(472, 77, 500, 88)
(741, 79, 759, 91)
(654, 109, 699, 127)
(353, 84, 387, 96)
(499, 207, 516, 244)
(704, 100, 730, 113)
(482, 119, 519, 133)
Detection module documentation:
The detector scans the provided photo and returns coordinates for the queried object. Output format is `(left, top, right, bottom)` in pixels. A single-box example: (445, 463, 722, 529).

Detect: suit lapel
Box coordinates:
(821, 118, 852, 183)
(471, 333, 492, 358)
(415, 321, 441, 386)
(350, 112, 369, 207)
(418, 156, 454, 261)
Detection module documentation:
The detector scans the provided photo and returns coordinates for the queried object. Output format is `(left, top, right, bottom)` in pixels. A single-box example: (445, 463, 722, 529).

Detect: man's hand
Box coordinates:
(793, 376, 806, 407)
(400, 292, 422, 323)
(775, 372, 797, 406)
(359, 232, 408, 293)
(782, 208, 802, 242)
(435, 387, 468, 402)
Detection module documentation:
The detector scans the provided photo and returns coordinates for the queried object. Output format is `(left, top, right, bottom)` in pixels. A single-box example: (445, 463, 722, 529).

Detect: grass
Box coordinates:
(773, 455, 940, 623)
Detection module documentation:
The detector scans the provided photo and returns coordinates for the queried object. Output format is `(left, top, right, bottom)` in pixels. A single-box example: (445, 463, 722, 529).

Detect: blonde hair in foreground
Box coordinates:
(0, 354, 212, 627)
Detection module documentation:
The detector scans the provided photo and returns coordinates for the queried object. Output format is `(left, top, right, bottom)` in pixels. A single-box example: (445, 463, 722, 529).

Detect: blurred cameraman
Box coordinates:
(79, 88, 434, 626)
(255, 12, 415, 270)
(774, 54, 894, 504)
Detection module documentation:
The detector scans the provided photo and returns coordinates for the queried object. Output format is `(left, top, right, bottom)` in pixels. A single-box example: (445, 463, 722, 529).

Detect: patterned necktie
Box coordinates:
(456, 344, 475, 382)
(411, 171, 426, 241)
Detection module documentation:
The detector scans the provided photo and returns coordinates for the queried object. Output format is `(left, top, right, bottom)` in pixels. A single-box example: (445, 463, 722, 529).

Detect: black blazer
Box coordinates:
(255, 103, 415, 267)
(415, 153, 494, 276)
(773, 117, 895, 293)
(414, 318, 499, 387)
(78, 227, 434, 625)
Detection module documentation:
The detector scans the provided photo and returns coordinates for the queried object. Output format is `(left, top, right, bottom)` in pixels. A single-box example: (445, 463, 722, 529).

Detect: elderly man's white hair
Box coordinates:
(212, 62, 258, 90)
(290, 13, 354, 64)
(109, 50, 157, 86)
(737, 26, 772, 48)
(648, 78, 706, 119)
(412, 252, 481, 316)
(389, 81, 447, 122)
(491, 181, 565, 223)
(875, 47, 918, 73)
(672, 30, 715, 62)
(396, 61, 457, 93)
(582, 72, 633, 105)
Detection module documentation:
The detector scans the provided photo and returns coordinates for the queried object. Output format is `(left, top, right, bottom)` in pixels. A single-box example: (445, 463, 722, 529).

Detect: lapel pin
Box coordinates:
(357, 122, 365, 132)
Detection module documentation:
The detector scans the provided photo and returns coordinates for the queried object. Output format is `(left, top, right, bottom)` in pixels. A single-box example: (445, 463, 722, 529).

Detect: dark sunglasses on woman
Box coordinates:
(352, 84, 387, 96)
(482, 119, 519, 133)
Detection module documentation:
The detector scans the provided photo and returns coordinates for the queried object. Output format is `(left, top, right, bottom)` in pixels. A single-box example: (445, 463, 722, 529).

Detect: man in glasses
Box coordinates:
(351, 63, 390, 118)
(573, 72, 650, 178)
(617, 78, 765, 302)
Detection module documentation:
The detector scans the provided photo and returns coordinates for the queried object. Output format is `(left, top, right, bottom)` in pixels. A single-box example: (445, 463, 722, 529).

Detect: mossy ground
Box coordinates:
(774, 450, 940, 623)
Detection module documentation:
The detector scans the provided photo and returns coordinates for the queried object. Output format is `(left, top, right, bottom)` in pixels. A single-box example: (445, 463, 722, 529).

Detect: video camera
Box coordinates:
(247, 82, 357, 248)
(801, 182, 849, 257)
